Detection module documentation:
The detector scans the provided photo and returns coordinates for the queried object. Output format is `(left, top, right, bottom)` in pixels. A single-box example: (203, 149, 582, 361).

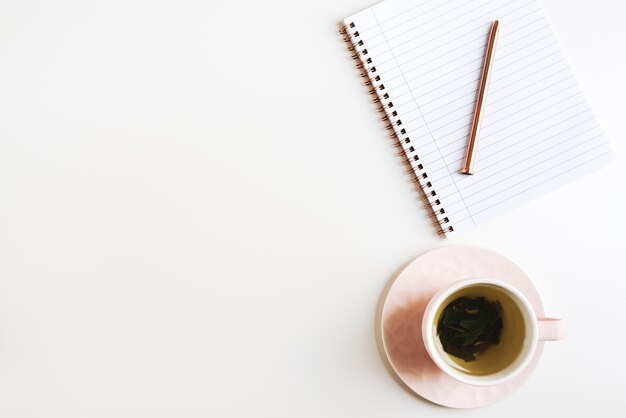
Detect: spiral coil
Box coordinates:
(340, 22, 453, 235)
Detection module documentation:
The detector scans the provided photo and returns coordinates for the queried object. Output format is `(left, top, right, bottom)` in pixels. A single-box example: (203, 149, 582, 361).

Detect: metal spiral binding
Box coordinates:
(340, 22, 453, 235)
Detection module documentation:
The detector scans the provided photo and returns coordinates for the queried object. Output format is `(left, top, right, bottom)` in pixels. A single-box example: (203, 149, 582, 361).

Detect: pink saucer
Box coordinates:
(380, 245, 545, 408)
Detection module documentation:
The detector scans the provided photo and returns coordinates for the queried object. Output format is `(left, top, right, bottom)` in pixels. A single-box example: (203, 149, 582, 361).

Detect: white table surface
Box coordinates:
(0, 0, 624, 416)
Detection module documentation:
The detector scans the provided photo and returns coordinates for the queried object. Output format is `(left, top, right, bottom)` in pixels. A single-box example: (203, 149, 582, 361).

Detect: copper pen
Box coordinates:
(461, 20, 500, 175)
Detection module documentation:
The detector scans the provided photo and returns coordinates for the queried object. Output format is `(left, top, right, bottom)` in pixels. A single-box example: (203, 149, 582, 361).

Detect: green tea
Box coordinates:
(432, 284, 526, 376)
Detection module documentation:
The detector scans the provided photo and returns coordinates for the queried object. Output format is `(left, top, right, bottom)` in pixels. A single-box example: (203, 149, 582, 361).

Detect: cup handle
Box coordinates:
(537, 317, 566, 341)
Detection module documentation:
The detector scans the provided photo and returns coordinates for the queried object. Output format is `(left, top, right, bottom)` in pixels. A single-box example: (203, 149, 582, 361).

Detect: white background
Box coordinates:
(0, 0, 624, 416)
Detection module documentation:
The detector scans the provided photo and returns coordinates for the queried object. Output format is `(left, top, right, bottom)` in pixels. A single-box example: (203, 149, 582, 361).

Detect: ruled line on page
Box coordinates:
(447, 149, 612, 223)
(426, 113, 598, 182)
(388, 55, 569, 133)
(425, 103, 597, 190)
(370, 6, 477, 227)
(372, 2, 539, 71)
(444, 131, 606, 209)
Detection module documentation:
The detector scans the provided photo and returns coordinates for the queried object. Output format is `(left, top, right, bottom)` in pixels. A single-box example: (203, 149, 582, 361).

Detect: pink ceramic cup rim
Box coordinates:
(422, 278, 539, 387)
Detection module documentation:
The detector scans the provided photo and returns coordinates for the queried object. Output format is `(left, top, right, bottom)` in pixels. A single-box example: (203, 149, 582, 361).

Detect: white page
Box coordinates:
(343, 0, 613, 236)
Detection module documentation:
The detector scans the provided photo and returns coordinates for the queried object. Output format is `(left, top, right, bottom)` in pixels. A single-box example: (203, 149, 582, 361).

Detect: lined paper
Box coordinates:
(344, 0, 612, 236)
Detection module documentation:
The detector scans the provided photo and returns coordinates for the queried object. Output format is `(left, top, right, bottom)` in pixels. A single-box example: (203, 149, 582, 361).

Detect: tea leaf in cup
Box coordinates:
(437, 296, 503, 362)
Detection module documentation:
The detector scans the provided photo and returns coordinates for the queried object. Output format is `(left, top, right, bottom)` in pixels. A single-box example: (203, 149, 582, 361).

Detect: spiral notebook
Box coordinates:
(341, 0, 612, 237)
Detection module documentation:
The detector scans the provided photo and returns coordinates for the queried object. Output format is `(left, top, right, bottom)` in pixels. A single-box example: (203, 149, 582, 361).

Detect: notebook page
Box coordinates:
(344, 0, 613, 236)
